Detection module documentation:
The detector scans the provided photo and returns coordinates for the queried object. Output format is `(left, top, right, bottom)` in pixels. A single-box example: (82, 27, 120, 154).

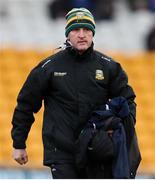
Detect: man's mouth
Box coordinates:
(78, 41, 87, 44)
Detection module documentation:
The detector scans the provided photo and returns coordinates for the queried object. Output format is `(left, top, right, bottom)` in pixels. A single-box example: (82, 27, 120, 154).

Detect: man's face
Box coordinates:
(67, 28, 93, 54)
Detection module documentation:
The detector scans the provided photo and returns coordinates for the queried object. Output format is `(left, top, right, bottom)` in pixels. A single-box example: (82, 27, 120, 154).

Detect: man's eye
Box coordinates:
(74, 28, 79, 31)
(84, 28, 90, 31)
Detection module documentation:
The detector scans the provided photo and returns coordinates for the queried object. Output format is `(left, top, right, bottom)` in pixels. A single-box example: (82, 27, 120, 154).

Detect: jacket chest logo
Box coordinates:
(95, 70, 104, 80)
(54, 72, 67, 76)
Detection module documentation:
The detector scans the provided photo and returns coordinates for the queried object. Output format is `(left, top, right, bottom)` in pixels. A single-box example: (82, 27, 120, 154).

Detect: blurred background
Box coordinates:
(0, 0, 155, 178)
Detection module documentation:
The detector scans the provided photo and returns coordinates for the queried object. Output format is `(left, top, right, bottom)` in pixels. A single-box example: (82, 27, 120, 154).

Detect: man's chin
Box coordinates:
(77, 46, 88, 51)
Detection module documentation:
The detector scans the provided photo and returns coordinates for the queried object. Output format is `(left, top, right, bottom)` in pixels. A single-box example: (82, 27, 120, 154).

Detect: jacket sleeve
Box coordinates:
(108, 61, 136, 124)
(11, 64, 49, 149)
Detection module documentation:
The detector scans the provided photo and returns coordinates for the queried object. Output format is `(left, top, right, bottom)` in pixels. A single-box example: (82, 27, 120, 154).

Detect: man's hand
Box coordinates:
(12, 149, 28, 165)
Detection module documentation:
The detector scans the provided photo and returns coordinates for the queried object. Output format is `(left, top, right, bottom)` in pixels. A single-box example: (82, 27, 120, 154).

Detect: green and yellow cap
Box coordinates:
(65, 8, 95, 37)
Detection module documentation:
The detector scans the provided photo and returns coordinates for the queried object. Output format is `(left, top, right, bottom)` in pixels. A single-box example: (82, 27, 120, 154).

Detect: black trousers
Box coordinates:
(50, 162, 113, 179)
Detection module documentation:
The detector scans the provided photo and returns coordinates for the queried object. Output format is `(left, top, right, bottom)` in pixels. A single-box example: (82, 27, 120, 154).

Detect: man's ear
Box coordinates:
(66, 39, 71, 45)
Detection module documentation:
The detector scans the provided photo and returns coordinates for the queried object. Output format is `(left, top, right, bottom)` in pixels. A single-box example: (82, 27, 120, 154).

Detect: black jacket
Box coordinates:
(11, 44, 136, 166)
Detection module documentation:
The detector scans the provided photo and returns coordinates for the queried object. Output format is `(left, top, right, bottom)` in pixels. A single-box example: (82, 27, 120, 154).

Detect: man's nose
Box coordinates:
(78, 29, 85, 37)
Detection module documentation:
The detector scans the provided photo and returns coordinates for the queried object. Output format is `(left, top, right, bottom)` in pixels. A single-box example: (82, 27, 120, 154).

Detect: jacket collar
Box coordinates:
(66, 41, 94, 60)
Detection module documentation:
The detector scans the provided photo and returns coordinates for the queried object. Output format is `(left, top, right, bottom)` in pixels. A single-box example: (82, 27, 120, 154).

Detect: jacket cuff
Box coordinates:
(13, 141, 26, 149)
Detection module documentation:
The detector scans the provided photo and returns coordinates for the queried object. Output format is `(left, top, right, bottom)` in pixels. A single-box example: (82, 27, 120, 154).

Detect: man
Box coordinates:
(11, 8, 140, 179)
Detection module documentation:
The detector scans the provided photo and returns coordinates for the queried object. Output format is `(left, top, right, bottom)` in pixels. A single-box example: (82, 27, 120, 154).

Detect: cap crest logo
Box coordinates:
(76, 12, 84, 20)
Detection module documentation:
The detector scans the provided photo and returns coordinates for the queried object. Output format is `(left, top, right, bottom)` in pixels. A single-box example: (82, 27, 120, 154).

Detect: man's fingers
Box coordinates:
(14, 157, 23, 165)
(15, 157, 23, 165)
(23, 155, 28, 164)
(14, 155, 28, 165)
